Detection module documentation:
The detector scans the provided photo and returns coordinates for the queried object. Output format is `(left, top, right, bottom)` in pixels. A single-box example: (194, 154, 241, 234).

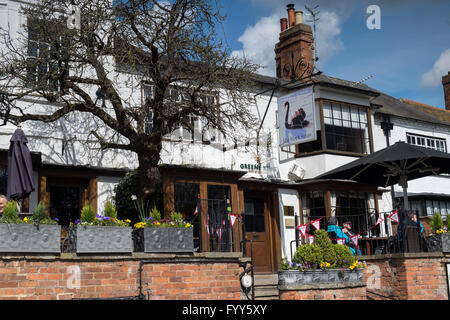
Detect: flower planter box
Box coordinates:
(133, 227, 194, 253)
(0, 223, 61, 253)
(425, 233, 450, 253)
(278, 268, 364, 288)
(67, 226, 132, 253)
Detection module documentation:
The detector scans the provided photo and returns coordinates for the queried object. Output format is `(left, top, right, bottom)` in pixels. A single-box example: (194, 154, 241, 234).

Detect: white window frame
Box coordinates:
(406, 133, 446, 152)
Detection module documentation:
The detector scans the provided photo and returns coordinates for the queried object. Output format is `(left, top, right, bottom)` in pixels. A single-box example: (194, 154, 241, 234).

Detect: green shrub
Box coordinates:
(430, 212, 444, 232)
(32, 202, 48, 221)
(333, 243, 356, 268)
(80, 202, 96, 223)
(314, 229, 338, 266)
(149, 206, 162, 221)
(103, 199, 117, 219)
(0, 200, 21, 223)
(293, 243, 323, 269)
(290, 229, 360, 270)
(446, 214, 450, 231)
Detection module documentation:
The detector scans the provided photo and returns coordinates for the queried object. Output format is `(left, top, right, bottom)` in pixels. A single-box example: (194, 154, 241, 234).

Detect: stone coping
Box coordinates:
(0, 251, 250, 263)
(358, 251, 445, 261)
(278, 281, 365, 291)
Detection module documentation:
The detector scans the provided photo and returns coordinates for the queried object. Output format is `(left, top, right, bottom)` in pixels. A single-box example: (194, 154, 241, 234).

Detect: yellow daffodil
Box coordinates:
(185, 223, 192, 228)
(125, 219, 131, 224)
(23, 217, 28, 223)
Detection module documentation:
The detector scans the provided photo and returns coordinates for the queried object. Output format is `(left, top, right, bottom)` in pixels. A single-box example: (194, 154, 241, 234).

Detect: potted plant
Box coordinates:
(132, 203, 194, 253)
(278, 229, 366, 288)
(67, 200, 132, 253)
(0, 201, 61, 253)
(425, 212, 450, 253)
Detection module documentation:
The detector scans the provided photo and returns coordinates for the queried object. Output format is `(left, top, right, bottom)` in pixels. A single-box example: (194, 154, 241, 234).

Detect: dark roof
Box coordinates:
(250, 72, 380, 97)
(370, 93, 450, 126)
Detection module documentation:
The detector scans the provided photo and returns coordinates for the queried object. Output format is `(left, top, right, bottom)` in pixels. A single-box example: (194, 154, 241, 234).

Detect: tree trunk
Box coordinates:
(137, 152, 161, 199)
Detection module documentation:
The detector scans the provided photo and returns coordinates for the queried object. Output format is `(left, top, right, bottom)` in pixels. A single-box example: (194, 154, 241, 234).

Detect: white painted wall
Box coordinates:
(278, 188, 300, 260)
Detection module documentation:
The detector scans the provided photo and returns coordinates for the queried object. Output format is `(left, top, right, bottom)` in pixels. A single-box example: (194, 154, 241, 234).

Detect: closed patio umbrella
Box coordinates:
(7, 128, 35, 204)
(316, 141, 450, 210)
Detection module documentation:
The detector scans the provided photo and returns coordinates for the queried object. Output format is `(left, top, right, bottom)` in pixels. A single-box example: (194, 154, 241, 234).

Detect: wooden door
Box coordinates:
(244, 194, 272, 273)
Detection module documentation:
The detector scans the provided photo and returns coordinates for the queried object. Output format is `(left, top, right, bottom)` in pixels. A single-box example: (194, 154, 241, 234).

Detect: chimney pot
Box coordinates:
(280, 18, 288, 32)
(295, 11, 303, 25)
(287, 4, 295, 28)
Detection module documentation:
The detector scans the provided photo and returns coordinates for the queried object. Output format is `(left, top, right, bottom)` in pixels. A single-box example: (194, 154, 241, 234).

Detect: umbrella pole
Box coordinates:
(399, 175, 409, 211)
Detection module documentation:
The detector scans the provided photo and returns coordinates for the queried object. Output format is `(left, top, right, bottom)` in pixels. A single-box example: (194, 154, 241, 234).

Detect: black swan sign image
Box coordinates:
(278, 86, 316, 147)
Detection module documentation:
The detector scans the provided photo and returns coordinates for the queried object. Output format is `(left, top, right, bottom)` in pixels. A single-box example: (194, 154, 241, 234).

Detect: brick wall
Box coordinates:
(442, 71, 450, 110)
(280, 285, 367, 300)
(0, 253, 244, 300)
(363, 252, 449, 300)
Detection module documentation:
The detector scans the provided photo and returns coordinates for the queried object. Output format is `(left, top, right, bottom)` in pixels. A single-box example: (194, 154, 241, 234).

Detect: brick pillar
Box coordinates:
(442, 72, 450, 110)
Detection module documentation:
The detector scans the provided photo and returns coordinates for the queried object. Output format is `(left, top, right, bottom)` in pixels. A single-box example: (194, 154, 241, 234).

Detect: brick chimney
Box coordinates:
(442, 72, 450, 110)
(275, 4, 315, 82)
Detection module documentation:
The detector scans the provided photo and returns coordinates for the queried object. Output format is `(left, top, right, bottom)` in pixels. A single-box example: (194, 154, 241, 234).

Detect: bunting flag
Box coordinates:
(388, 210, 399, 224)
(350, 234, 359, 248)
(374, 216, 384, 226)
(193, 194, 200, 216)
(336, 238, 346, 245)
(230, 214, 238, 228)
(307, 234, 314, 244)
(217, 227, 223, 241)
(296, 224, 308, 237)
(205, 213, 210, 235)
(311, 218, 321, 230)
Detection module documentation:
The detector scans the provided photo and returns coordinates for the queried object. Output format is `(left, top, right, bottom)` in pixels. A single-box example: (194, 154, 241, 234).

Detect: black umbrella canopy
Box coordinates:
(317, 141, 450, 186)
(317, 141, 450, 209)
(7, 128, 35, 201)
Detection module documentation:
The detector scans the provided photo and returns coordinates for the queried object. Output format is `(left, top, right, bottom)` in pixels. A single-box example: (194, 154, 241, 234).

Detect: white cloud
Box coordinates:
(420, 49, 450, 88)
(230, 13, 280, 76)
(231, 10, 344, 77)
(314, 11, 344, 66)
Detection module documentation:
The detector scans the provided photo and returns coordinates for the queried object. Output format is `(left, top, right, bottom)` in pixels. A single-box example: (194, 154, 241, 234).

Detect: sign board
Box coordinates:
(278, 86, 316, 147)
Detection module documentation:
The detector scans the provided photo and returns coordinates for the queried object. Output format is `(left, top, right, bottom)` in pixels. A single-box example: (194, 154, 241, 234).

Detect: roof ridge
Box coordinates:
(399, 98, 449, 112)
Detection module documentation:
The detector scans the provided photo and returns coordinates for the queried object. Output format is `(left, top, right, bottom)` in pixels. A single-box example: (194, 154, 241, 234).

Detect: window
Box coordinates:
(244, 197, 265, 233)
(26, 18, 69, 92)
(142, 83, 218, 142)
(323, 101, 370, 154)
(406, 133, 446, 152)
(174, 182, 200, 249)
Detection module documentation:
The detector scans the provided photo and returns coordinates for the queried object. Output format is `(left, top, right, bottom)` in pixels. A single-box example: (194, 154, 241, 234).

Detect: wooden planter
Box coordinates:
(0, 223, 61, 253)
(67, 226, 133, 253)
(133, 227, 194, 253)
(426, 233, 450, 253)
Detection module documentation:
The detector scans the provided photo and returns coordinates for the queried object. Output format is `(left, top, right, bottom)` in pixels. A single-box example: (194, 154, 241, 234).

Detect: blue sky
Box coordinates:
(215, 0, 450, 109)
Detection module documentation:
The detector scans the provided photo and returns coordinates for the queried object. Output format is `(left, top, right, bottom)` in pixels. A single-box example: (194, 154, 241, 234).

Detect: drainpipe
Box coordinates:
(380, 115, 395, 206)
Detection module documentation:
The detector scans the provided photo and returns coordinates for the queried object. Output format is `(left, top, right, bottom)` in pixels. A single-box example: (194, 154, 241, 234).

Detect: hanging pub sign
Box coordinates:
(278, 86, 316, 147)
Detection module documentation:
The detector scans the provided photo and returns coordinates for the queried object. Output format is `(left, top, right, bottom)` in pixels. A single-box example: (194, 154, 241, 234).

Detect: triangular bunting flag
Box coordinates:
(296, 224, 308, 237)
(375, 216, 384, 226)
(307, 234, 314, 244)
(350, 234, 359, 247)
(337, 238, 346, 245)
(311, 218, 321, 230)
(388, 210, 399, 224)
(194, 194, 200, 216)
(230, 214, 237, 228)
(217, 227, 223, 241)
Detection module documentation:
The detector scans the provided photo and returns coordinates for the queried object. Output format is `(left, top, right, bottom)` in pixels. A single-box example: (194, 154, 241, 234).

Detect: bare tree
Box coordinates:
(0, 0, 259, 197)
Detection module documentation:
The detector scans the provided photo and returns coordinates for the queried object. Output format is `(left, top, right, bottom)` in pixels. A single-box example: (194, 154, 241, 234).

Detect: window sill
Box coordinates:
(294, 149, 368, 159)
